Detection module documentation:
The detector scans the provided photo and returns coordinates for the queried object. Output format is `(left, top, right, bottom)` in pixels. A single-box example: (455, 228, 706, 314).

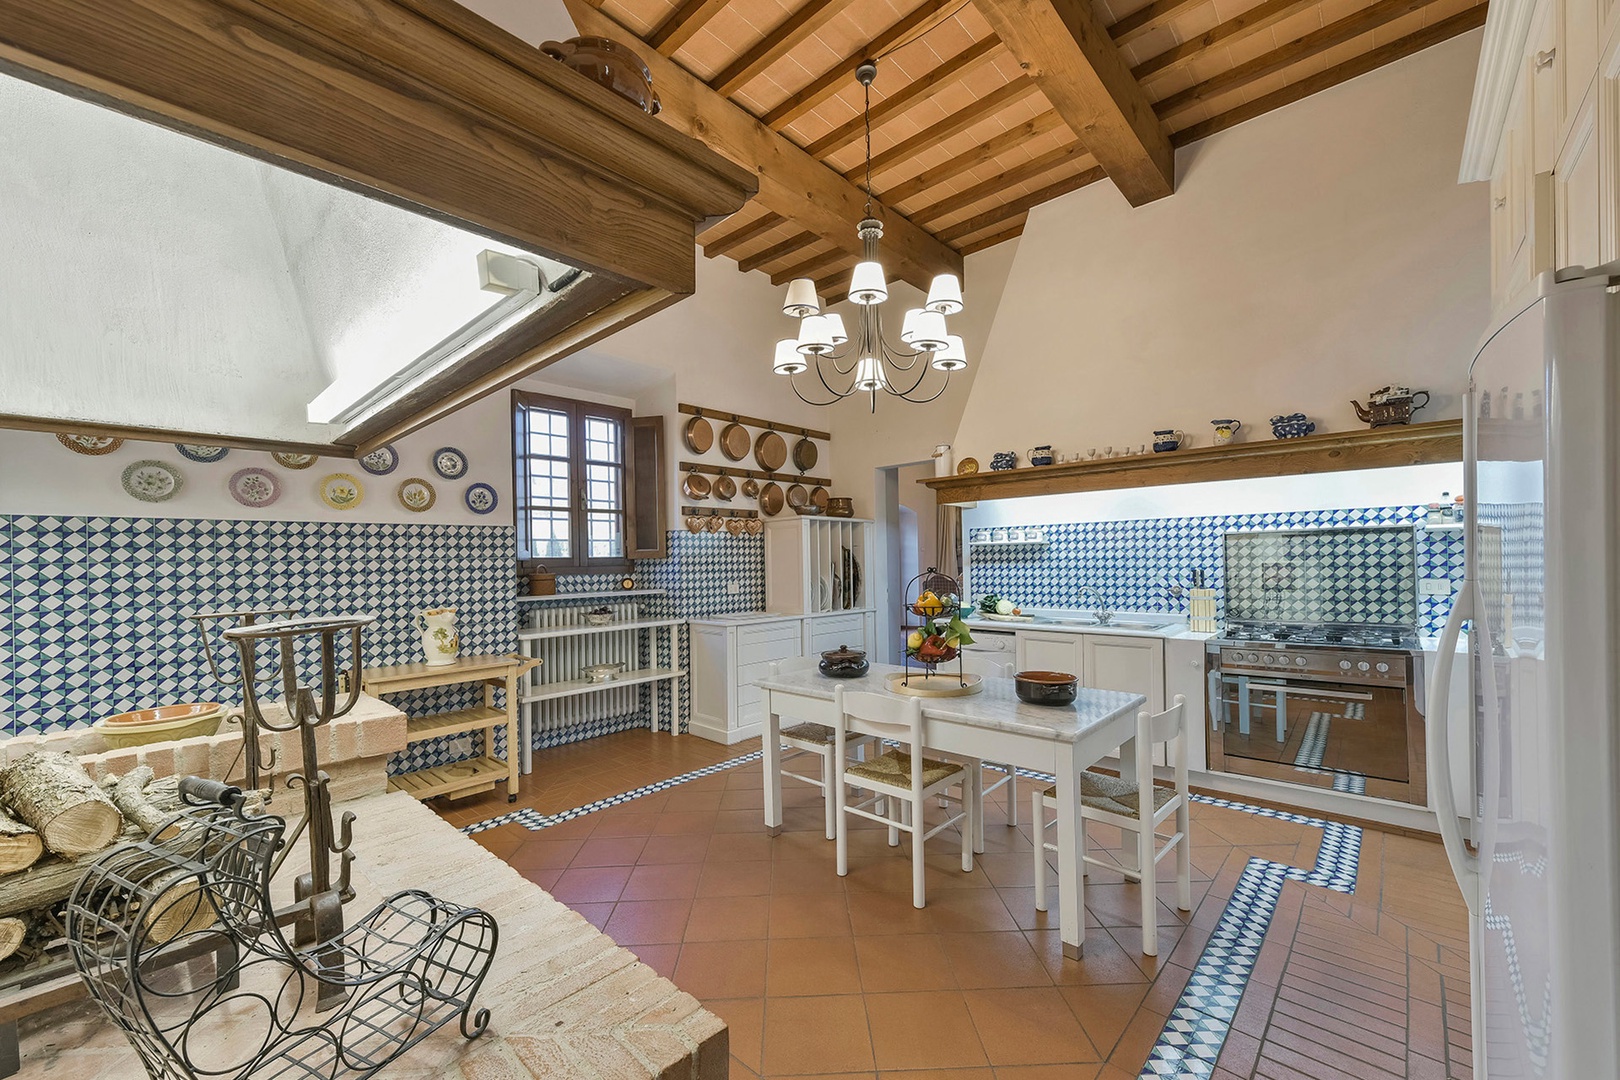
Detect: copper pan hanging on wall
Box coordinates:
(683, 415, 713, 455)
(719, 421, 750, 460)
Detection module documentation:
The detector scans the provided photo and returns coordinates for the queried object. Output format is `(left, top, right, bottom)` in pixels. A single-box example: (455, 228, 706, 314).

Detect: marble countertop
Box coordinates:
(755, 663, 1144, 743)
(961, 611, 1213, 641)
(689, 609, 876, 627)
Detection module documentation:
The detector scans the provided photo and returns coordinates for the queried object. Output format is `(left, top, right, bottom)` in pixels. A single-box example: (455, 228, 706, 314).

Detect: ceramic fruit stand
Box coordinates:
(892, 569, 982, 696)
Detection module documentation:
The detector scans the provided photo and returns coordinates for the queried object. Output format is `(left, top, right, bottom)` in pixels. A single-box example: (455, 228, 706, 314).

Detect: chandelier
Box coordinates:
(771, 59, 967, 409)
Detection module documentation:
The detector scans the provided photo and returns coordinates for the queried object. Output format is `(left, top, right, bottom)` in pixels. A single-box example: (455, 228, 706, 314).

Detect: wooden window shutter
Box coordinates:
(626, 416, 668, 559)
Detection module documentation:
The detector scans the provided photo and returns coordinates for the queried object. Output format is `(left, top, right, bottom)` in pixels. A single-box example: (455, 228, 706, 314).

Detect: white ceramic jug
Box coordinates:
(418, 607, 460, 666)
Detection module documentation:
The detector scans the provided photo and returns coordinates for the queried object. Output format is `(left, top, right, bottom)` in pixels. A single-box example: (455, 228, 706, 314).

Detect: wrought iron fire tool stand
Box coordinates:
(221, 613, 373, 1011)
(189, 606, 299, 791)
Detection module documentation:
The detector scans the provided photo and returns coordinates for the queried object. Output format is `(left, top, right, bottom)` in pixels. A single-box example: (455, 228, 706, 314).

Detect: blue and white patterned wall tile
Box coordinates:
(968, 505, 1464, 635)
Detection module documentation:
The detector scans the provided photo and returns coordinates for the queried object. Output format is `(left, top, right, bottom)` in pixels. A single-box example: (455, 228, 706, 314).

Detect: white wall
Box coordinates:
(953, 32, 1490, 464)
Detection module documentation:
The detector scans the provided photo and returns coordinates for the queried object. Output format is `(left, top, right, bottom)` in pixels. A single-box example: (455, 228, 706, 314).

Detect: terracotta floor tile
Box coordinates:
(506, 836, 583, 870)
(771, 856, 847, 894)
(1058, 983, 1149, 1058)
(698, 859, 774, 897)
(1026, 929, 1151, 987)
(865, 990, 988, 1071)
(685, 895, 771, 941)
(587, 810, 661, 838)
(601, 898, 692, 945)
(638, 832, 712, 864)
(630, 942, 680, 980)
(762, 995, 875, 1075)
(570, 834, 649, 867)
(768, 891, 852, 938)
(549, 864, 632, 904)
(939, 931, 1054, 989)
(674, 939, 769, 999)
(847, 883, 935, 936)
(568, 901, 613, 930)
(708, 996, 764, 1074)
(881, 1068, 995, 1080)
(518, 866, 561, 891)
(767, 936, 863, 996)
(1106, 1006, 1168, 1073)
(923, 887, 1021, 933)
(854, 934, 957, 993)
(708, 831, 777, 862)
(965, 986, 1100, 1066)
(990, 1066, 1103, 1079)
(620, 861, 704, 901)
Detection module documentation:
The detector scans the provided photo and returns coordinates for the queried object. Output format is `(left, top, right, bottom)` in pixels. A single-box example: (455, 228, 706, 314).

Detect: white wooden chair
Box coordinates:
(770, 657, 872, 839)
(1031, 695, 1192, 955)
(959, 655, 1017, 832)
(833, 686, 976, 908)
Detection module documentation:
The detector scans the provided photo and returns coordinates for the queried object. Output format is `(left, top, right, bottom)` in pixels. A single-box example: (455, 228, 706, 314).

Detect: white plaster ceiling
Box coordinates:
(0, 72, 578, 445)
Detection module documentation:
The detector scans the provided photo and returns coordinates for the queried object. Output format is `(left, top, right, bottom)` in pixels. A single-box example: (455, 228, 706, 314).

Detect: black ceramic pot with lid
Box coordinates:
(819, 644, 870, 679)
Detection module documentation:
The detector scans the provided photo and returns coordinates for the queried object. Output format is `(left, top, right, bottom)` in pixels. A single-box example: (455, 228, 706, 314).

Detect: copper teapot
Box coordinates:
(539, 36, 662, 115)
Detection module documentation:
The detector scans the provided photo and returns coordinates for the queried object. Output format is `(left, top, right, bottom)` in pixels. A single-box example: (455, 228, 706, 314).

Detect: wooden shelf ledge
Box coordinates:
(923, 420, 1462, 503)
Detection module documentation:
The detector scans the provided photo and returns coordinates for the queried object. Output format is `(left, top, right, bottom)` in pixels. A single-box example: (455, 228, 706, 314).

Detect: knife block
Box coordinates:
(1189, 588, 1217, 634)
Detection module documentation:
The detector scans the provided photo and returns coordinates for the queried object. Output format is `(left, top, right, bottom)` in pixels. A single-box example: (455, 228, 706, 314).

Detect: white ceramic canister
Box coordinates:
(932, 443, 954, 477)
(418, 607, 460, 666)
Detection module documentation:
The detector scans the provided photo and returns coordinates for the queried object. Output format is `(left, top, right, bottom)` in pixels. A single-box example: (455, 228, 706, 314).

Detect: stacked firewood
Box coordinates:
(0, 750, 263, 968)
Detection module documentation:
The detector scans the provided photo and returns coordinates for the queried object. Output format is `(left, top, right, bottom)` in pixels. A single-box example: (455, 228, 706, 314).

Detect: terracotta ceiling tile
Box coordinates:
(1145, 65, 1196, 100)
(1224, 25, 1286, 65)
(601, 0, 662, 37)
(1124, 25, 1180, 66)
(1315, 0, 1371, 21)
(1164, 1, 1223, 43)
(1313, 37, 1367, 68)
(1269, 7, 1328, 42)
(1239, 69, 1292, 102)
(1110, 0, 1162, 18)
(1373, 10, 1426, 43)
(1208, 0, 1256, 21)
(1423, 0, 1482, 24)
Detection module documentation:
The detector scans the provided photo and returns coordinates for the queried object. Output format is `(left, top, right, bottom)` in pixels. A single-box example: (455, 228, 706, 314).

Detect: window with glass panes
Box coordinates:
(512, 391, 630, 568)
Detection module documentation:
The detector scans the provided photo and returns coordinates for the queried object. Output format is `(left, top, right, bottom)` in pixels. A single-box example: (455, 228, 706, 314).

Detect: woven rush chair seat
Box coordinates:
(1042, 772, 1179, 816)
(848, 749, 962, 790)
(781, 722, 836, 745)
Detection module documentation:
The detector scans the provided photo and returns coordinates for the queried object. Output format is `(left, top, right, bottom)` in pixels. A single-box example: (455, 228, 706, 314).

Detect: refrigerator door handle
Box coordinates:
(1427, 579, 1481, 913)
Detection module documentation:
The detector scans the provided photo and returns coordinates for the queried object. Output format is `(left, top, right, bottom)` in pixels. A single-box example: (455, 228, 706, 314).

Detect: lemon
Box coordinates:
(907, 629, 924, 649)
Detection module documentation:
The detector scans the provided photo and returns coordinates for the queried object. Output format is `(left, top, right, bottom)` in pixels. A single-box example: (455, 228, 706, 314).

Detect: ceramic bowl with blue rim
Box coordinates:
(359, 443, 399, 475)
(174, 443, 229, 463)
(433, 446, 469, 480)
(464, 482, 498, 515)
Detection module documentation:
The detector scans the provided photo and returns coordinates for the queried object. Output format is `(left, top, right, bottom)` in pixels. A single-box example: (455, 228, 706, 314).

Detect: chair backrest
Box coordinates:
(958, 655, 1010, 679)
(1138, 694, 1189, 777)
(834, 686, 923, 747)
(771, 655, 818, 676)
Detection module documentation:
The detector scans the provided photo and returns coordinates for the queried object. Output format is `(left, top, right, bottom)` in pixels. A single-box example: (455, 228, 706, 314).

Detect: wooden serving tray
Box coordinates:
(885, 672, 984, 698)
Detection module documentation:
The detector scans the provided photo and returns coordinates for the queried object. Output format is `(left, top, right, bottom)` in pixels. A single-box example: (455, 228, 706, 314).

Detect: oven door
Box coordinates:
(1206, 660, 1424, 804)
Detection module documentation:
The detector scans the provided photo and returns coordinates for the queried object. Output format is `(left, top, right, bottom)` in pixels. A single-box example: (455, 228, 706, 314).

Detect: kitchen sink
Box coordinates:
(1035, 616, 1175, 632)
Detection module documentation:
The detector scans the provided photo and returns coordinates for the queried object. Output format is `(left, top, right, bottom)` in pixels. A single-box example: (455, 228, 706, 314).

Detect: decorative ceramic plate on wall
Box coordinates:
(273, 452, 318, 470)
(397, 477, 436, 512)
(228, 467, 280, 508)
(121, 460, 183, 502)
(358, 444, 399, 475)
(432, 447, 468, 480)
(175, 444, 229, 463)
(464, 482, 498, 515)
(319, 473, 364, 511)
(57, 433, 123, 456)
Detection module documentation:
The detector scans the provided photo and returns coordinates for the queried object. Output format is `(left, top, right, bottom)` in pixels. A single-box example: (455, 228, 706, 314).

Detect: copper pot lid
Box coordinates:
(820, 644, 867, 663)
(713, 474, 737, 500)
(792, 436, 818, 472)
(681, 473, 711, 500)
(683, 415, 713, 454)
(755, 430, 787, 472)
(811, 485, 829, 510)
(759, 482, 785, 516)
(786, 483, 809, 508)
(719, 421, 750, 460)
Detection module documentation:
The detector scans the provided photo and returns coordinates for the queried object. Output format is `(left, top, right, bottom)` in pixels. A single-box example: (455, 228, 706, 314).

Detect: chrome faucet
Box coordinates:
(1077, 586, 1112, 626)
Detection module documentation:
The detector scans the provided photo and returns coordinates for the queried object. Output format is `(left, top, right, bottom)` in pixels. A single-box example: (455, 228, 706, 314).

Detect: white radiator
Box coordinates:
(518, 600, 646, 751)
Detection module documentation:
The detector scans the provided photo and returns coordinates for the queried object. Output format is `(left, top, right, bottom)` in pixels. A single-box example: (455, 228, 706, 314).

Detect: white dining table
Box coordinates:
(756, 663, 1145, 959)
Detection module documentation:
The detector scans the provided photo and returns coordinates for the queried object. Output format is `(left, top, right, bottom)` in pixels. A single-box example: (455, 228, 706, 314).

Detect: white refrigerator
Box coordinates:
(1428, 266, 1620, 1080)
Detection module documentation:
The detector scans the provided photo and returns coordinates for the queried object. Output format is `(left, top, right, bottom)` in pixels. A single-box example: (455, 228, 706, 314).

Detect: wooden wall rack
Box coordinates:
(680, 460, 830, 486)
(678, 403, 830, 441)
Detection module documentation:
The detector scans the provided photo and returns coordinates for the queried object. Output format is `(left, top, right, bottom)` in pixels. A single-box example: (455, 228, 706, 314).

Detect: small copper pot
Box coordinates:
(540, 36, 662, 115)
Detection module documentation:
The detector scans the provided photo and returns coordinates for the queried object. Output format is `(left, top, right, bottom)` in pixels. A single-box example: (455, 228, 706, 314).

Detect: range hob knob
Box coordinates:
(1296, 656, 1308, 666)
(1262, 654, 1274, 664)
(1246, 652, 1259, 663)
(1376, 662, 1389, 673)
(1357, 661, 1371, 671)
(1339, 660, 1352, 670)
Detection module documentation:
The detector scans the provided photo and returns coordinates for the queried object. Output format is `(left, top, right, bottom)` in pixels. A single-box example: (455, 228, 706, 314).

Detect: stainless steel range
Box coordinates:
(1206, 620, 1426, 805)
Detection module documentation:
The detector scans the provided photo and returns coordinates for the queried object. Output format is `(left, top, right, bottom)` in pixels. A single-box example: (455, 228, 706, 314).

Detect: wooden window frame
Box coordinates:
(512, 389, 633, 573)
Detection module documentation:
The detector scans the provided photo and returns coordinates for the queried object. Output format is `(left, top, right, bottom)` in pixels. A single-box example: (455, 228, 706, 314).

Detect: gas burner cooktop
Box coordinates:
(1216, 621, 1419, 652)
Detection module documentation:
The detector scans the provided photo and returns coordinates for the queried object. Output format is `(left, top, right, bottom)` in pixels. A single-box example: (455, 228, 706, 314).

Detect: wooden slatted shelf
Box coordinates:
(386, 756, 509, 800)
(404, 706, 507, 742)
(923, 420, 1463, 503)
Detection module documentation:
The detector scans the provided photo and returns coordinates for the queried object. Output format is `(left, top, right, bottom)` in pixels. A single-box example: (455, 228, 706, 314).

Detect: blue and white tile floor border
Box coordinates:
(461, 753, 1362, 1080)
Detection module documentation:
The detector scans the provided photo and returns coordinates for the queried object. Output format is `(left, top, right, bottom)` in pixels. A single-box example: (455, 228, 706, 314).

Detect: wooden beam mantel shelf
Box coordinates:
(923, 420, 1462, 503)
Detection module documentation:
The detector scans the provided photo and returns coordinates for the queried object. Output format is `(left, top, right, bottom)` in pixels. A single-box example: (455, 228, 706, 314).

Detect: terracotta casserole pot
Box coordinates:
(540, 37, 662, 115)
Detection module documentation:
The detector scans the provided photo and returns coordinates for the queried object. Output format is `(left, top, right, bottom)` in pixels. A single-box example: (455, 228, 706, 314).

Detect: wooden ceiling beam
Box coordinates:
(1153, 0, 1451, 120)
(566, 0, 961, 291)
(737, 230, 819, 273)
(761, 0, 957, 129)
(813, 257, 862, 297)
(776, 246, 853, 285)
(803, 36, 1000, 159)
(911, 141, 1091, 225)
(880, 110, 1068, 206)
(840, 76, 1040, 183)
(1132, 0, 1318, 81)
(1107, 0, 1205, 47)
(974, 0, 1174, 206)
(1170, 4, 1488, 145)
(957, 217, 1028, 254)
(649, 0, 730, 55)
(710, 0, 854, 97)
(702, 211, 786, 255)
(937, 164, 1107, 242)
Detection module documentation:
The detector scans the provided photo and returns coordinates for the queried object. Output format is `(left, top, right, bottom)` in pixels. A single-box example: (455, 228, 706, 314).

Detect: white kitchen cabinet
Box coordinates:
(1084, 634, 1167, 766)
(1015, 630, 1084, 676)
(765, 517, 874, 615)
(1164, 636, 1211, 769)
(689, 616, 803, 744)
(1555, 96, 1604, 269)
(804, 611, 875, 657)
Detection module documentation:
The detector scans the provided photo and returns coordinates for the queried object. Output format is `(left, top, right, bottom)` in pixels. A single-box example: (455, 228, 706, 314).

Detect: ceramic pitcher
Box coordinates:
(418, 607, 460, 666)
(1210, 419, 1242, 444)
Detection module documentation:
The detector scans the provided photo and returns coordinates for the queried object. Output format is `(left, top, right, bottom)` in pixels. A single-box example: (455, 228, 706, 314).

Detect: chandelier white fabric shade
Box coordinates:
(783, 278, 820, 318)
(899, 308, 924, 344)
(848, 261, 888, 305)
(795, 314, 836, 355)
(853, 355, 887, 391)
(908, 310, 949, 352)
(824, 312, 848, 344)
(925, 273, 964, 315)
(773, 337, 808, 375)
(931, 334, 967, 371)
